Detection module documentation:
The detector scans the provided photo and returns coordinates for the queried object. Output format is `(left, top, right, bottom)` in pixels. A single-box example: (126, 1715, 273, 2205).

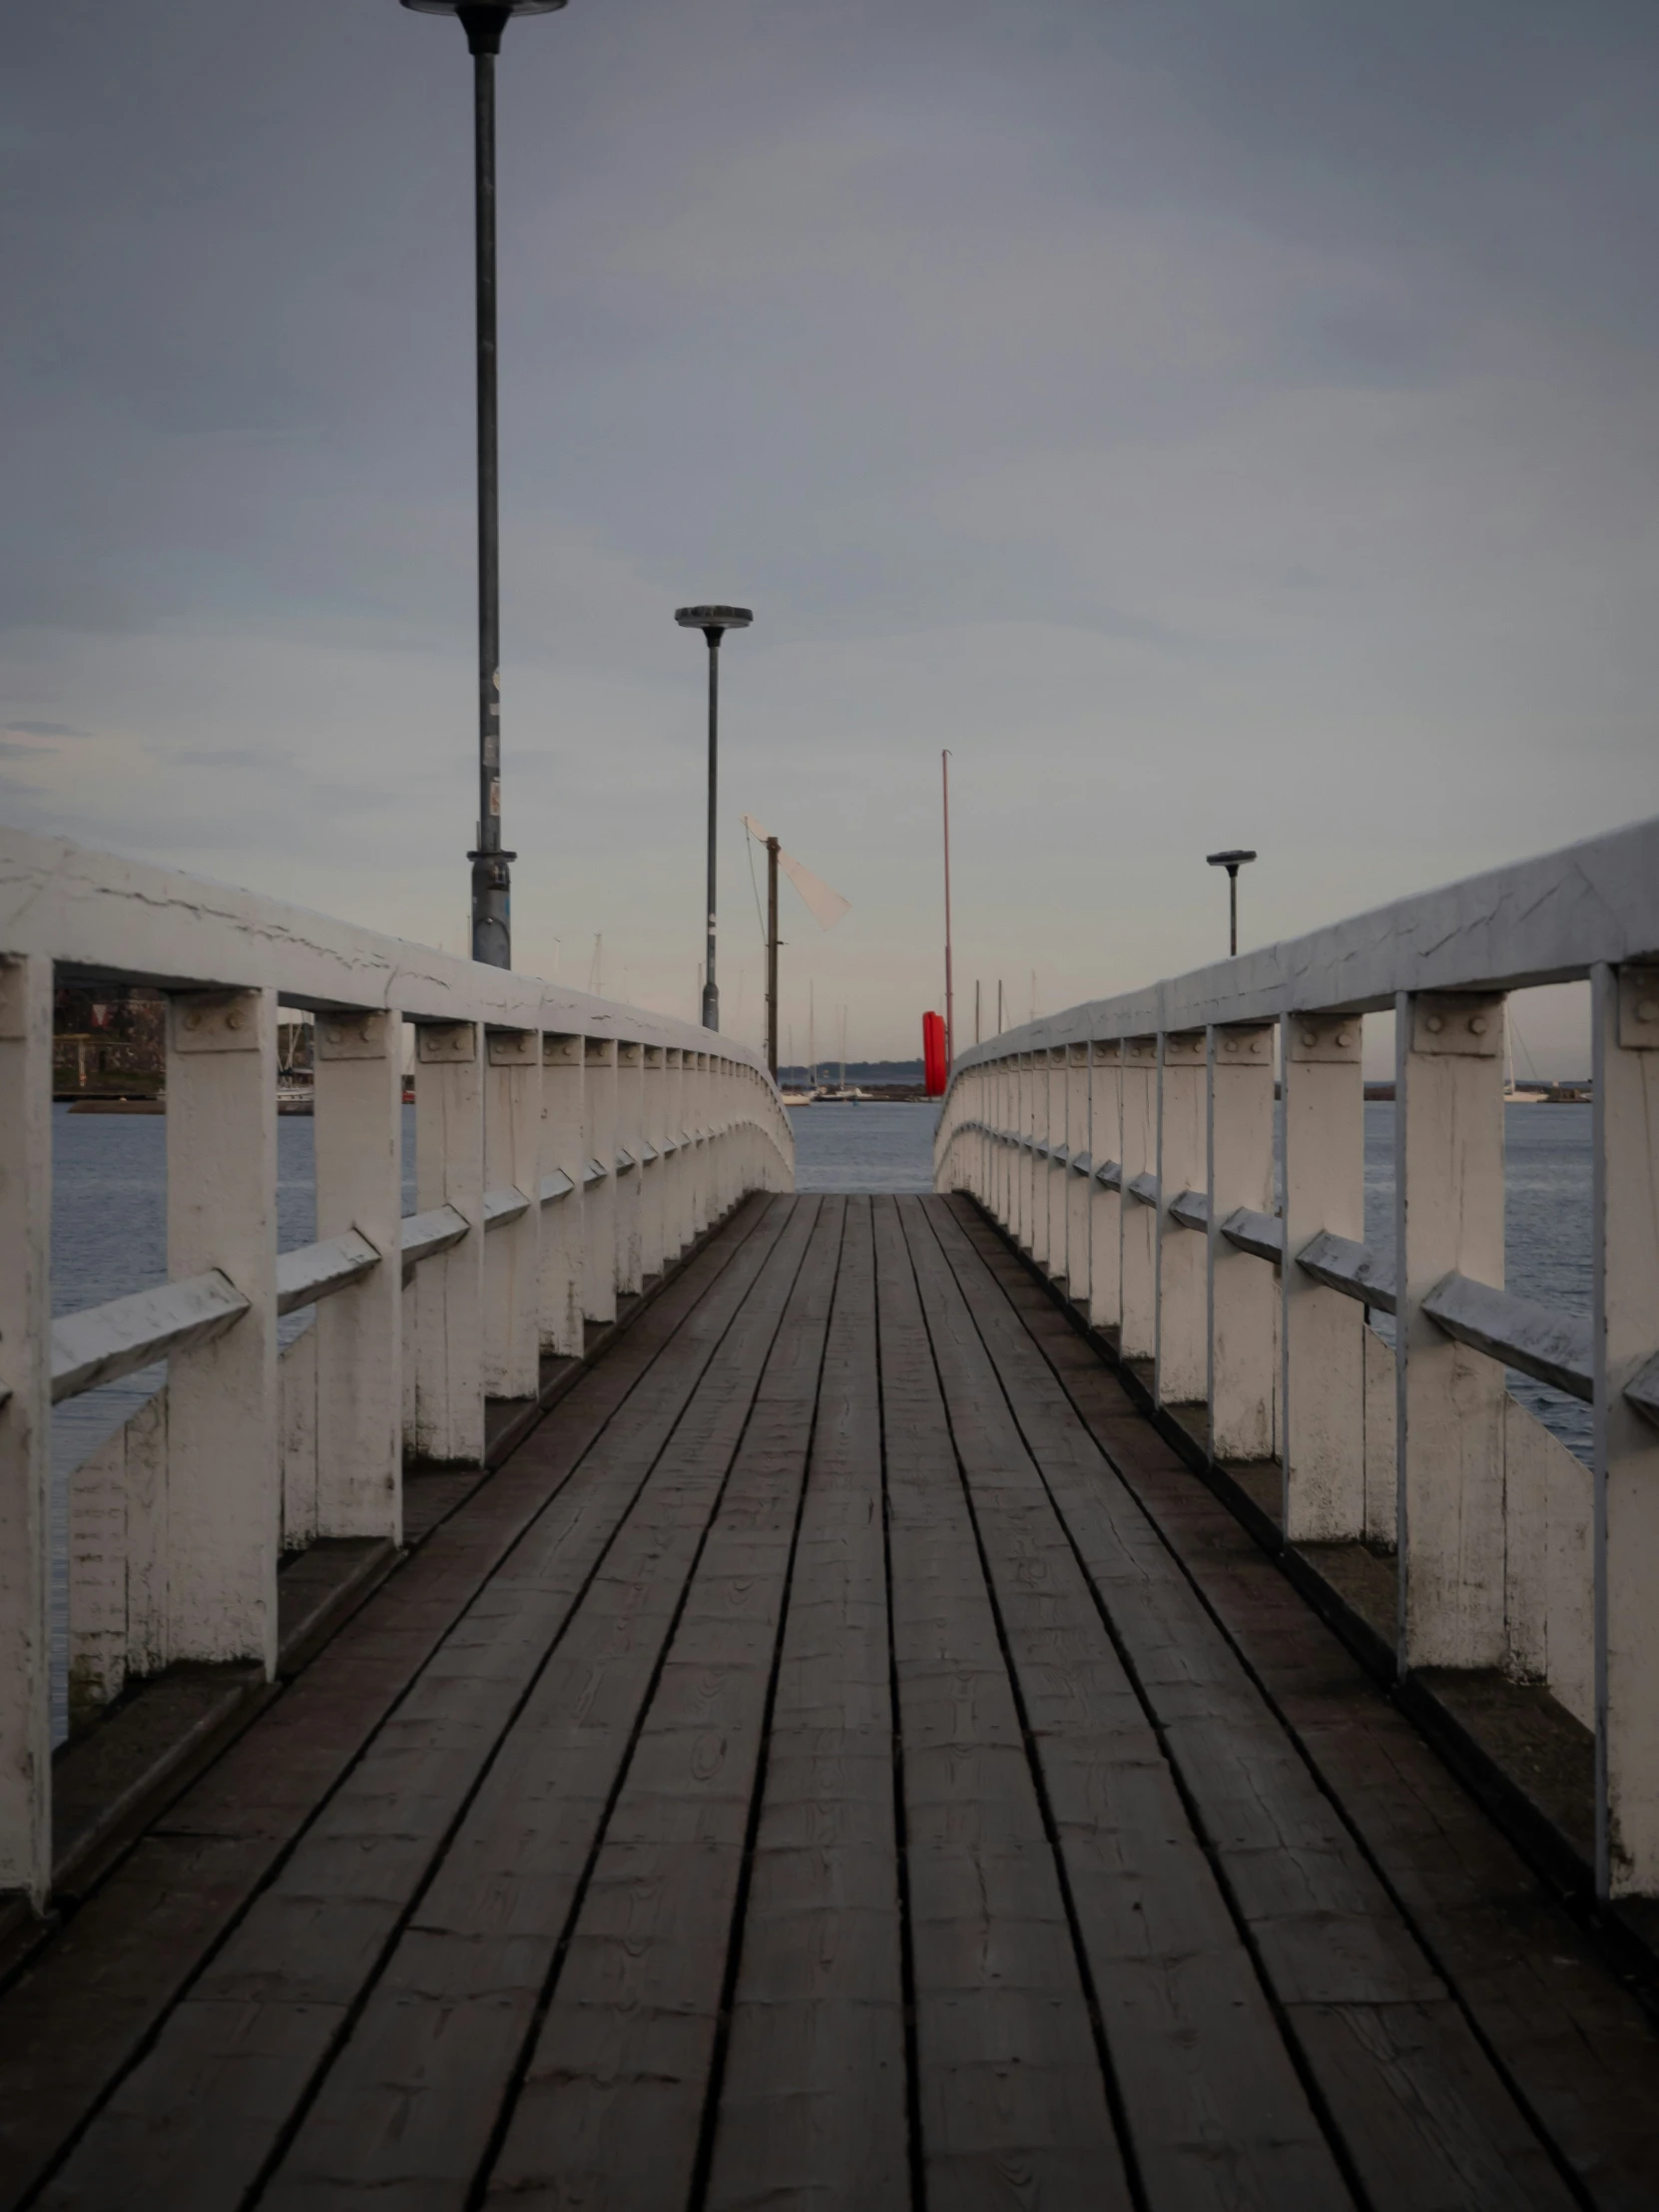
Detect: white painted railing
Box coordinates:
(934, 815, 1659, 1901)
(0, 825, 794, 1903)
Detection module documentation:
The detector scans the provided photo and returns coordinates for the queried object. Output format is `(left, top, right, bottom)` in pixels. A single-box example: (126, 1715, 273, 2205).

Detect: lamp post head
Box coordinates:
(1206, 847, 1257, 876)
(401, 1, 566, 55)
(677, 605, 753, 648)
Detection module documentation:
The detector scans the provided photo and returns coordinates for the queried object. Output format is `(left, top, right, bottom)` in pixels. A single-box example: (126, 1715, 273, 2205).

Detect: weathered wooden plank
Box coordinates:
(898, 1198, 1352, 2211)
(18, 1184, 1659, 2212)
(479, 1200, 845, 2209)
(871, 1199, 1132, 2212)
(936, 1196, 1585, 2211)
(0, 1197, 787, 2212)
(960, 1197, 1659, 2211)
(703, 1196, 910, 2212)
(251, 1199, 833, 2211)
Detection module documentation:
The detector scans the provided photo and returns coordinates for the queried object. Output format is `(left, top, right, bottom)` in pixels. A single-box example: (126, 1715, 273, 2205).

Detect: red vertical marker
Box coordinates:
(922, 1011, 947, 1097)
(941, 750, 955, 1073)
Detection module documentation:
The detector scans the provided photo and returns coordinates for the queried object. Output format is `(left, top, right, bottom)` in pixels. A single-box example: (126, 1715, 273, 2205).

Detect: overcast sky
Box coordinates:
(5, 0, 1657, 1065)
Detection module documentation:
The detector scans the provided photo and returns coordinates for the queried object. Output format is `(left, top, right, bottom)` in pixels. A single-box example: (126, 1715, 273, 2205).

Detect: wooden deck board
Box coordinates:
(702, 1198, 910, 2212)
(948, 1192, 1659, 2210)
(897, 1197, 1352, 2212)
(250, 1196, 829, 2212)
(872, 1199, 1134, 2212)
(14, 1196, 795, 2212)
(2, 1195, 1656, 2212)
(482, 1199, 844, 2210)
(924, 1195, 1579, 2211)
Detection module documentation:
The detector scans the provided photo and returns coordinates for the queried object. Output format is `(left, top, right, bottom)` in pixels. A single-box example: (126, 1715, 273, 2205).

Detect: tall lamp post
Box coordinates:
(676, 605, 752, 1030)
(1206, 847, 1258, 957)
(402, 0, 565, 968)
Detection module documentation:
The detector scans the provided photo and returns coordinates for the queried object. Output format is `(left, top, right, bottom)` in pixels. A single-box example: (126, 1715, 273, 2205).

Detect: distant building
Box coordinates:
(52, 986, 165, 1100)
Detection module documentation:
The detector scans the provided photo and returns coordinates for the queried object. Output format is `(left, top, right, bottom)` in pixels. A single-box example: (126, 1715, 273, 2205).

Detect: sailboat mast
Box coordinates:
(941, 750, 954, 1073)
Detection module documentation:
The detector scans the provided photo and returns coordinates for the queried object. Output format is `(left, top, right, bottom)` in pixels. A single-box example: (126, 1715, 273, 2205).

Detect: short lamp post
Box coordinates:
(1206, 847, 1257, 958)
(676, 606, 753, 1030)
(401, 0, 565, 967)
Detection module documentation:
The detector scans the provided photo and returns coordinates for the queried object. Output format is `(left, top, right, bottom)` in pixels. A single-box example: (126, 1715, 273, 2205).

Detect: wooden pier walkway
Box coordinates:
(4, 1193, 1658, 2211)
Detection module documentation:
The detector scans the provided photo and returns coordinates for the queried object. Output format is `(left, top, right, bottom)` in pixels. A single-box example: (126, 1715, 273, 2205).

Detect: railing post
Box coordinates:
(412, 1020, 485, 1465)
(715, 1057, 733, 1217)
(999, 1052, 1012, 1230)
(615, 1041, 644, 1297)
(1025, 1051, 1043, 1262)
(642, 1046, 666, 1280)
(1593, 960, 1659, 1897)
(582, 1038, 618, 1324)
(664, 1048, 688, 1259)
(1207, 1022, 1276, 1463)
(702, 1055, 720, 1226)
(1043, 1047, 1065, 1278)
(1396, 989, 1507, 1670)
(1053, 1047, 1071, 1276)
(485, 1028, 541, 1400)
(999, 1055, 1016, 1234)
(312, 1009, 403, 1542)
(0, 954, 52, 1904)
(1089, 1040, 1121, 1338)
(1155, 1029, 1207, 1407)
(1120, 1037, 1157, 1364)
(991, 1058, 1009, 1225)
(165, 985, 279, 1668)
(539, 1034, 585, 1359)
(1019, 1052, 1038, 1254)
(688, 1052, 709, 1239)
(1281, 1014, 1367, 1540)
(734, 1061, 748, 1221)
(981, 1061, 997, 1219)
(985, 1064, 996, 1204)
(1065, 1044, 1090, 1308)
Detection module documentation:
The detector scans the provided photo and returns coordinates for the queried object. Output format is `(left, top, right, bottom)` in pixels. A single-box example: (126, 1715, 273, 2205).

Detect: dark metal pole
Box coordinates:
(405, 1, 568, 961)
(702, 629, 721, 1029)
(1206, 848, 1256, 960)
(765, 835, 780, 1078)
(466, 12, 512, 965)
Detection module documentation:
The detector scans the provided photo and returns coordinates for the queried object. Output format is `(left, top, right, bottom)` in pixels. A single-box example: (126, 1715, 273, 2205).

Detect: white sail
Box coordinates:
(742, 816, 850, 931)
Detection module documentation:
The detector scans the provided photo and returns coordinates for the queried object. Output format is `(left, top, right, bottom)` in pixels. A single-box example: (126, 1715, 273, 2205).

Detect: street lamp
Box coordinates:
(401, 0, 566, 968)
(1206, 848, 1257, 957)
(676, 605, 753, 1030)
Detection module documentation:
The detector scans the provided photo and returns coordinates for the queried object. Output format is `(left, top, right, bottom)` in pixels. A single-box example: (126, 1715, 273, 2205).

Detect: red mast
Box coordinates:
(941, 749, 955, 1073)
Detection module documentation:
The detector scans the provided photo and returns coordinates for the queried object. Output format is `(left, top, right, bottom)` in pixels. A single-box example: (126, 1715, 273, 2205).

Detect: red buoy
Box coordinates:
(922, 1010, 947, 1097)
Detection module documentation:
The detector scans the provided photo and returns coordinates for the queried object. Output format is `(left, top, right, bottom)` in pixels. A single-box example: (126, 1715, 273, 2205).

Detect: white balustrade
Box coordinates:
(0, 825, 793, 1906)
(934, 814, 1659, 1901)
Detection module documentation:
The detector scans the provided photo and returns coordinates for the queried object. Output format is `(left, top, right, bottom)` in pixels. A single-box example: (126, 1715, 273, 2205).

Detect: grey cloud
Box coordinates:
(2, 0, 1656, 1060)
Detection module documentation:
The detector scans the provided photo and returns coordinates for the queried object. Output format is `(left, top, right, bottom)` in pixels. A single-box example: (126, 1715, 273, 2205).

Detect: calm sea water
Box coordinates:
(790, 1102, 941, 1193)
(1366, 1100, 1592, 1457)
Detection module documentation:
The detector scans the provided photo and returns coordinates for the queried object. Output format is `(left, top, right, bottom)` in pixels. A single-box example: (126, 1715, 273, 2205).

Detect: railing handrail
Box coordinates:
(0, 819, 797, 1905)
(946, 813, 1659, 1072)
(930, 810, 1659, 1904)
(0, 824, 778, 1076)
